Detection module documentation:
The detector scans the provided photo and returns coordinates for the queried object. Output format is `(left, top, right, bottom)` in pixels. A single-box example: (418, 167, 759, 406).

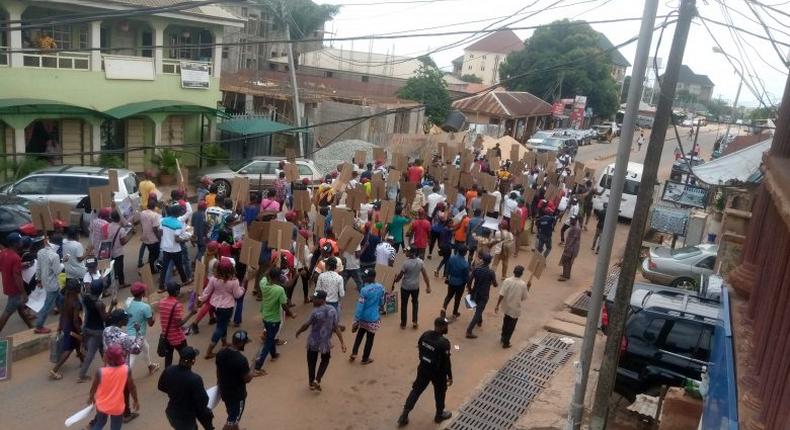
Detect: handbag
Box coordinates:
(157, 303, 178, 357)
(383, 291, 398, 315)
(98, 226, 122, 261)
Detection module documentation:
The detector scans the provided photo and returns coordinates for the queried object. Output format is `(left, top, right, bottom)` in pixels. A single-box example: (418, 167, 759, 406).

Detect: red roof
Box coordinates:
(465, 30, 523, 54)
(452, 89, 551, 119)
(723, 132, 772, 156)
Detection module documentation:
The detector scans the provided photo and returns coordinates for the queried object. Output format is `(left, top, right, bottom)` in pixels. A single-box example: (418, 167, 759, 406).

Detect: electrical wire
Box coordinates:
(697, 15, 790, 48)
(742, 0, 790, 66)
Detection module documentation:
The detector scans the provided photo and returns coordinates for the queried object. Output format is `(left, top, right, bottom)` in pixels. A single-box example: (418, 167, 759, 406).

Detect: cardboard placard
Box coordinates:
(379, 200, 395, 223)
(268, 221, 292, 251)
(399, 181, 417, 205)
(530, 253, 546, 279)
(459, 172, 474, 189)
(230, 176, 249, 206)
(296, 234, 307, 263)
(345, 187, 366, 212)
(460, 151, 474, 172)
(524, 187, 536, 205)
(248, 221, 268, 241)
(354, 150, 367, 165)
(292, 190, 310, 213)
(510, 160, 523, 175)
(372, 174, 386, 201)
(30, 203, 53, 231)
(428, 164, 444, 182)
(331, 207, 353, 237)
(392, 153, 408, 172)
(285, 148, 297, 163)
(525, 152, 537, 167)
(548, 153, 557, 169)
(510, 145, 520, 163)
(376, 264, 397, 289)
(240, 238, 262, 269)
(193, 259, 206, 296)
(89, 186, 112, 211)
(284, 163, 300, 182)
(444, 183, 457, 205)
(314, 215, 326, 238)
(546, 184, 559, 201)
(489, 156, 500, 171)
(337, 225, 364, 253)
(583, 168, 596, 183)
(481, 194, 496, 214)
(537, 152, 548, 167)
(511, 208, 523, 233)
(49, 201, 73, 226)
(439, 142, 450, 163)
(386, 169, 401, 186)
(478, 173, 497, 193)
(574, 161, 586, 176)
(446, 167, 460, 187)
(371, 147, 385, 164)
(547, 171, 559, 186)
(107, 170, 119, 192)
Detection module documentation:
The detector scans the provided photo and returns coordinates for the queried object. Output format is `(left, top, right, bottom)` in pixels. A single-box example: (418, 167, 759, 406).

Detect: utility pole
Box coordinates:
(589, 1, 697, 428)
(565, 1, 659, 429)
(284, 17, 305, 157)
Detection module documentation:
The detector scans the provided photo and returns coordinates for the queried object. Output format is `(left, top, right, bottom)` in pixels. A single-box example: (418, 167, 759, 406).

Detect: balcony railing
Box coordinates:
(162, 58, 213, 75)
(0, 46, 8, 66)
(22, 51, 90, 70)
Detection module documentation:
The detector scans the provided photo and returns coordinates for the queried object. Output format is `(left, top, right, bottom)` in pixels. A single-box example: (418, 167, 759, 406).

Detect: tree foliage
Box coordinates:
(398, 65, 452, 125)
(703, 97, 731, 120)
(256, 0, 340, 41)
(499, 20, 620, 118)
(749, 105, 779, 121)
(460, 74, 483, 84)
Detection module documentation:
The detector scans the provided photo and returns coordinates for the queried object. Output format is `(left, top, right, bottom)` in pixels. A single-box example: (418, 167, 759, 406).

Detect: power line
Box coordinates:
(742, 0, 790, 66)
(698, 15, 790, 48)
(331, 0, 461, 6)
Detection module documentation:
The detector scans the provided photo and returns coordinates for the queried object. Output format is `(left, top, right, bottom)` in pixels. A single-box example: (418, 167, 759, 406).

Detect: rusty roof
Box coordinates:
(465, 30, 523, 54)
(452, 89, 551, 119)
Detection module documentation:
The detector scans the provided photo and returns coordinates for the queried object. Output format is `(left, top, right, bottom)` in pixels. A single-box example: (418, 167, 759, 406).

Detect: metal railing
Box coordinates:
(22, 50, 90, 70)
(0, 46, 8, 66)
(162, 58, 213, 75)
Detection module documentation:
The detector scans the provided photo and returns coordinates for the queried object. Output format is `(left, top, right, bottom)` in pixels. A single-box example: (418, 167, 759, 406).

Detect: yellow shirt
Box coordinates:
(205, 193, 217, 208)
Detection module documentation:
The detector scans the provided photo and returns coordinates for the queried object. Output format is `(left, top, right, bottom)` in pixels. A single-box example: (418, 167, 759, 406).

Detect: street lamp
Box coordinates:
(712, 46, 745, 152)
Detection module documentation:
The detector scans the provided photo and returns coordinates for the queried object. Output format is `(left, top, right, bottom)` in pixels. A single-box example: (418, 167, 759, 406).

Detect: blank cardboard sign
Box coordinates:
(386, 169, 401, 186)
(314, 215, 326, 238)
(30, 203, 53, 231)
(286, 148, 297, 163)
(331, 207, 354, 237)
(240, 238, 262, 269)
(372, 174, 386, 201)
(337, 225, 364, 253)
(379, 200, 395, 223)
(248, 221, 268, 241)
(284, 163, 300, 182)
(399, 181, 416, 205)
(481, 194, 496, 214)
(373, 147, 386, 163)
(268, 221, 292, 251)
(294, 190, 311, 213)
(376, 264, 397, 289)
(354, 150, 367, 165)
(107, 170, 119, 192)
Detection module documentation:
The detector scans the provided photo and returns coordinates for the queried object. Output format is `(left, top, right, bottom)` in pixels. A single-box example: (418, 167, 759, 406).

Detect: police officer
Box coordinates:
(397, 316, 453, 427)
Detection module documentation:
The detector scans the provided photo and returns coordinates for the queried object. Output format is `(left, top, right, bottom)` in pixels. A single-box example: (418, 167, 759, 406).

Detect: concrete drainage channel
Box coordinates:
(447, 333, 578, 430)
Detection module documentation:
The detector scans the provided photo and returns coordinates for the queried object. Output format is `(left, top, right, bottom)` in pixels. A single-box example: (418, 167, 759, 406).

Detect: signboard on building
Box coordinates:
(0, 337, 9, 380)
(180, 62, 210, 89)
(662, 181, 709, 209)
(650, 205, 689, 236)
(570, 95, 587, 128)
(103, 56, 155, 81)
(551, 101, 565, 117)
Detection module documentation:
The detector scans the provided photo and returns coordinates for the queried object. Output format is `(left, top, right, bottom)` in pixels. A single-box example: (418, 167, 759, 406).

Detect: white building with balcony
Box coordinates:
(0, 0, 243, 173)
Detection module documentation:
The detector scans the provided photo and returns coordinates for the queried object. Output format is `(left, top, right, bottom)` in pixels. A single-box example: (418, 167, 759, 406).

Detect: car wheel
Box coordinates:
(670, 277, 697, 290)
(214, 179, 231, 199)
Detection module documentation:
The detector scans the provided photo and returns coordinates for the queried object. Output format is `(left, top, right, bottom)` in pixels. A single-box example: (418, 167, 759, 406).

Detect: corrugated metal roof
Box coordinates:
(452, 89, 551, 119)
(692, 137, 771, 185)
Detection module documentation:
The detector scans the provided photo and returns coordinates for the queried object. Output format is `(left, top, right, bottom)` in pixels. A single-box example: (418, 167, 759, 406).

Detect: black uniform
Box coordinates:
(403, 330, 453, 417)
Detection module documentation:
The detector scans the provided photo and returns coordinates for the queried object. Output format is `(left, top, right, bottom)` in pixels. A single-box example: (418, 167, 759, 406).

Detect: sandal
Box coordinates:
(49, 370, 63, 380)
(361, 358, 375, 365)
(309, 382, 318, 391)
(252, 369, 267, 377)
(123, 412, 139, 423)
(349, 354, 357, 362)
(204, 352, 216, 360)
(148, 363, 161, 374)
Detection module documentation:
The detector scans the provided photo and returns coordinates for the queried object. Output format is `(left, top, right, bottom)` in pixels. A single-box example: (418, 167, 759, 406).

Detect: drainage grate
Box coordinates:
(447, 334, 578, 430)
(569, 292, 592, 316)
(569, 265, 622, 317)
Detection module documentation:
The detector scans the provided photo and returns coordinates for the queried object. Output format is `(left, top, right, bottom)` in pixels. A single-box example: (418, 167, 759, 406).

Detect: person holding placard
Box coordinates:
(465, 254, 498, 339)
(350, 268, 384, 365)
(494, 266, 529, 348)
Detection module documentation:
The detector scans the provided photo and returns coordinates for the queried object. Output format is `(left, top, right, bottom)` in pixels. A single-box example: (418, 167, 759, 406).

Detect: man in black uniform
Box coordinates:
(216, 330, 253, 430)
(397, 316, 453, 427)
(157, 346, 214, 430)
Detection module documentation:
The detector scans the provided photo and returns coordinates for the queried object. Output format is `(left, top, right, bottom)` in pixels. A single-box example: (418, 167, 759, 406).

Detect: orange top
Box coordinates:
(465, 191, 478, 208)
(95, 365, 129, 415)
(454, 217, 470, 243)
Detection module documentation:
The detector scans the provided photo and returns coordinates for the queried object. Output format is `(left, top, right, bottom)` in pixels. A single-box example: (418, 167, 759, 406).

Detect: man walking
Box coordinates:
(254, 268, 294, 376)
(636, 132, 645, 151)
(442, 246, 469, 319)
(34, 234, 62, 334)
(465, 254, 498, 339)
(494, 266, 530, 348)
(315, 257, 345, 313)
(295, 290, 347, 392)
(397, 316, 453, 427)
(535, 207, 556, 257)
(394, 248, 431, 329)
(591, 203, 608, 254)
(410, 209, 431, 260)
(157, 346, 214, 430)
(138, 199, 161, 273)
(216, 330, 253, 430)
(0, 233, 32, 334)
(559, 217, 581, 282)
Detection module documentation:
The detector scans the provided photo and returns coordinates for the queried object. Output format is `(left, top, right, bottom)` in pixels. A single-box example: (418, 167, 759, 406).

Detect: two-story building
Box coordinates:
(458, 30, 522, 86)
(664, 64, 715, 103)
(0, 0, 243, 172)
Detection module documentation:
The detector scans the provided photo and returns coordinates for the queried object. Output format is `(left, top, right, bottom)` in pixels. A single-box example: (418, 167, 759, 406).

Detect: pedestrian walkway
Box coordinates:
(447, 333, 577, 430)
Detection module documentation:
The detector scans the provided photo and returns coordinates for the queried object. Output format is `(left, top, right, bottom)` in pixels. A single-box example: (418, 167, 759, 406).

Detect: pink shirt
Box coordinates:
(260, 198, 280, 213)
(200, 277, 244, 309)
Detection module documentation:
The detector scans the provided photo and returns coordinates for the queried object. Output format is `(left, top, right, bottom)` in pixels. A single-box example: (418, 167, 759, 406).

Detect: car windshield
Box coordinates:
(541, 138, 563, 148)
(671, 246, 702, 258)
(533, 131, 554, 139)
(228, 160, 251, 171)
(599, 174, 640, 195)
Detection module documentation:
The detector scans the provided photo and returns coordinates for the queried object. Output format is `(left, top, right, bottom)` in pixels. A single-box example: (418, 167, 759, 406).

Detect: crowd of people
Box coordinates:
(0, 141, 610, 429)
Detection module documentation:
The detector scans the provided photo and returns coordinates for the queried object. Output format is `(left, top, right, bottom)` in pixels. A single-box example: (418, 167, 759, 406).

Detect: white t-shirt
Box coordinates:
(83, 271, 102, 285)
(557, 196, 569, 212)
(375, 242, 396, 266)
(159, 218, 183, 253)
(426, 192, 446, 216)
(315, 271, 345, 303)
(565, 204, 580, 225)
(503, 198, 519, 218)
(359, 203, 374, 222)
(491, 190, 502, 212)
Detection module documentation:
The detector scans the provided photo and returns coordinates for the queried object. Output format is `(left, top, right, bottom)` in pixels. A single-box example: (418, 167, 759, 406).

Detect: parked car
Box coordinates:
(1, 166, 140, 232)
(614, 290, 719, 401)
(0, 195, 32, 246)
(199, 157, 322, 198)
(526, 136, 578, 157)
(641, 244, 718, 288)
(669, 155, 704, 181)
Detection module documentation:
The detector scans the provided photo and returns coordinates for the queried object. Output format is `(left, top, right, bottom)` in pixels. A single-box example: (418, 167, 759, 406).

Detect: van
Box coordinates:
(592, 162, 643, 220)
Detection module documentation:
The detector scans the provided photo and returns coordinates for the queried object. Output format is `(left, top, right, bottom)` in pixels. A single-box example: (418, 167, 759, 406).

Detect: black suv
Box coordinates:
(613, 290, 719, 402)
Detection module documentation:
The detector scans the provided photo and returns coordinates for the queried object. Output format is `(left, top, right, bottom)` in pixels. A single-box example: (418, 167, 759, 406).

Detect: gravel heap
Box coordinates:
(311, 139, 381, 175)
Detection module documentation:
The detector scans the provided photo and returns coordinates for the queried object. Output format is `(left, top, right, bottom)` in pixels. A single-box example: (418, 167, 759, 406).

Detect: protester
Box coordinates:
(49, 280, 83, 380)
(88, 344, 139, 430)
(0, 233, 32, 334)
(465, 254, 498, 339)
(199, 258, 244, 359)
(90, 208, 111, 254)
(315, 257, 345, 313)
(138, 199, 161, 273)
(103, 308, 144, 423)
(159, 205, 191, 292)
(295, 290, 347, 391)
(34, 234, 63, 333)
(192, 201, 208, 264)
(591, 203, 608, 254)
(394, 248, 431, 329)
(433, 217, 454, 278)
(535, 207, 556, 257)
(350, 268, 384, 365)
(63, 226, 88, 284)
(217, 330, 254, 430)
(387, 206, 411, 253)
(410, 209, 431, 260)
(375, 236, 396, 267)
(397, 316, 453, 427)
(126, 282, 159, 374)
(442, 246, 469, 319)
(491, 222, 515, 279)
(465, 209, 484, 264)
(559, 217, 581, 282)
(160, 282, 191, 368)
(139, 170, 158, 210)
(494, 266, 530, 348)
(253, 268, 294, 376)
(79, 279, 114, 383)
(158, 346, 213, 430)
(559, 197, 580, 245)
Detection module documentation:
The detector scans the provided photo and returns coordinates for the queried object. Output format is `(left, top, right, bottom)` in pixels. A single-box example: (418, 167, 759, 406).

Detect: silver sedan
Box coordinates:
(640, 244, 718, 288)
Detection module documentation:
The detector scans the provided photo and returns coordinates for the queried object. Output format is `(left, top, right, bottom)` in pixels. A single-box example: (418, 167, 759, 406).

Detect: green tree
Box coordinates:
(499, 20, 620, 118)
(255, 0, 340, 48)
(620, 75, 631, 103)
(749, 105, 779, 121)
(460, 74, 483, 84)
(398, 65, 451, 125)
(703, 97, 731, 120)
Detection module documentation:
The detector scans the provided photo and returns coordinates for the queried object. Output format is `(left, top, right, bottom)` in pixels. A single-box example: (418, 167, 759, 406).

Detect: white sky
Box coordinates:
(315, 0, 790, 108)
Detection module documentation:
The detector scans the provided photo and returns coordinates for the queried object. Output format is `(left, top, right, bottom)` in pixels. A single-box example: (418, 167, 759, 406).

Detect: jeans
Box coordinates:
(233, 284, 247, 325)
(403, 366, 447, 416)
(79, 328, 104, 379)
(466, 297, 488, 334)
(307, 349, 331, 384)
(164, 340, 187, 368)
(91, 412, 123, 430)
(352, 327, 375, 362)
(160, 251, 188, 289)
(143, 242, 161, 274)
(180, 243, 192, 279)
(400, 289, 419, 327)
(137, 242, 147, 267)
(211, 307, 234, 344)
(592, 227, 603, 251)
(194, 242, 206, 264)
(501, 314, 518, 345)
(35, 290, 60, 328)
(255, 321, 281, 370)
(343, 269, 363, 292)
(442, 283, 464, 316)
(536, 234, 552, 257)
(113, 255, 125, 286)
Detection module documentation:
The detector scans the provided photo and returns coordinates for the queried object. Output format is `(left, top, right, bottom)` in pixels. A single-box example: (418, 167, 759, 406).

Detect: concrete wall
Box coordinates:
(461, 50, 506, 85)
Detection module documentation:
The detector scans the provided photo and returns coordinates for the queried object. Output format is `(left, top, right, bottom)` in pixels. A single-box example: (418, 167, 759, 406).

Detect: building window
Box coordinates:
(481, 65, 485, 71)
(222, 46, 229, 59)
(468, 65, 472, 70)
(482, 55, 486, 60)
(325, 71, 334, 78)
(241, 7, 248, 17)
(361, 75, 369, 82)
(469, 54, 474, 59)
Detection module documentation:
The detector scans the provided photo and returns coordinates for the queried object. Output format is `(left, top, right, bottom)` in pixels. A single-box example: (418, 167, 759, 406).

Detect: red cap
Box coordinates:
(131, 282, 146, 296)
(99, 207, 111, 219)
(20, 223, 38, 236)
(302, 178, 311, 185)
(207, 240, 220, 253)
(53, 219, 66, 230)
(198, 200, 208, 210)
(218, 243, 232, 258)
(285, 211, 297, 222)
(218, 257, 234, 272)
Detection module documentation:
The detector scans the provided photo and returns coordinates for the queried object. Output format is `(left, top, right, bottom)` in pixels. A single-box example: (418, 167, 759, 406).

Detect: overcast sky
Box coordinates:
(315, 0, 789, 108)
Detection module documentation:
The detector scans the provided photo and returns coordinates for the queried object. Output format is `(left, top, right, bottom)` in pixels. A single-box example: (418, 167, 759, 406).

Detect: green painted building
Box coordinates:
(0, 0, 243, 174)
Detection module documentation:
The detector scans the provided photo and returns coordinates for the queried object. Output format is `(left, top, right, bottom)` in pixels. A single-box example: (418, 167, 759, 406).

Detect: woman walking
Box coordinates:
(49, 280, 84, 380)
(88, 344, 139, 430)
(350, 269, 385, 365)
(199, 258, 245, 359)
(78, 279, 114, 383)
